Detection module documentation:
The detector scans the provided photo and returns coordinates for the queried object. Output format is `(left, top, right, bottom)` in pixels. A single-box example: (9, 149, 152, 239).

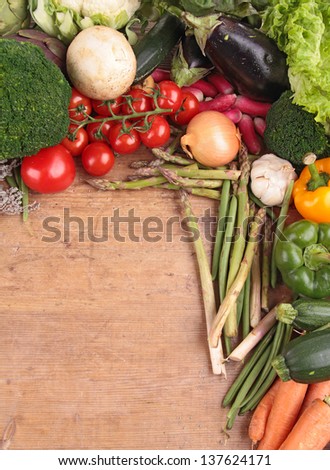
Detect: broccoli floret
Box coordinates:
(263, 91, 329, 168)
(0, 39, 71, 160)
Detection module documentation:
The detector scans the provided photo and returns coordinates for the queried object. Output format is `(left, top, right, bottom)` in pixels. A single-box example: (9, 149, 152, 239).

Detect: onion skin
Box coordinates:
(180, 110, 241, 167)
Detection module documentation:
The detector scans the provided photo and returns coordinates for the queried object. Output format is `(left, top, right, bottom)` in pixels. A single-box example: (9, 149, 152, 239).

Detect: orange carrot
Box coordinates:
(248, 379, 281, 445)
(257, 380, 308, 450)
(299, 380, 330, 416)
(279, 396, 330, 450)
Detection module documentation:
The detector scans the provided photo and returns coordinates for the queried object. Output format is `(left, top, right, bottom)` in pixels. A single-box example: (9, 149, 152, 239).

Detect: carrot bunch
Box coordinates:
(248, 379, 330, 450)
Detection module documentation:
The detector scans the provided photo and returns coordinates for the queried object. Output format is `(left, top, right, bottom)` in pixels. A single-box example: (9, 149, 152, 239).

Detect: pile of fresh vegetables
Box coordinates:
(1, 0, 330, 450)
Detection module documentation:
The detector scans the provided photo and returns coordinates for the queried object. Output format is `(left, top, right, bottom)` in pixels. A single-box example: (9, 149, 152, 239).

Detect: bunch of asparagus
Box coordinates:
(86, 143, 293, 377)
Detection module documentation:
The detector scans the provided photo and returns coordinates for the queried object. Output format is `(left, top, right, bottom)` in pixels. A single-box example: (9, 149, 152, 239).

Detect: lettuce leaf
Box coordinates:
(260, 0, 330, 134)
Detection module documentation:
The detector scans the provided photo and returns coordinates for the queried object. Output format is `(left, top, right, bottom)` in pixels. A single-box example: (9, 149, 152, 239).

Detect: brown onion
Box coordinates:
(180, 110, 241, 167)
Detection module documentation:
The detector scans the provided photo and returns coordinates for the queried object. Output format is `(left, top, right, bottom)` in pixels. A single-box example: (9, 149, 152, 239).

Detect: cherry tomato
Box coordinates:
(61, 126, 89, 157)
(154, 80, 183, 114)
(21, 144, 76, 193)
(121, 88, 153, 119)
(91, 96, 123, 117)
(108, 121, 141, 155)
(170, 91, 200, 126)
(86, 116, 113, 143)
(81, 142, 115, 176)
(68, 88, 92, 122)
(138, 115, 171, 149)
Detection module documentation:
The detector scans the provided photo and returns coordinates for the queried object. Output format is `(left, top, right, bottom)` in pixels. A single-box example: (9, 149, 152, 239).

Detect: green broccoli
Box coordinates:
(1, 38, 71, 160)
(263, 91, 329, 168)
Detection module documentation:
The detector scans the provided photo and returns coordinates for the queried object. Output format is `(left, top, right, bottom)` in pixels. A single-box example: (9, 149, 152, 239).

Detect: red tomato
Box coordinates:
(171, 91, 200, 126)
(61, 127, 89, 157)
(138, 115, 171, 148)
(121, 88, 153, 119)
(68, 88, 92, 122)
(108, 121, 141, 155)
(81, 142, 115, 176)
(154, 80, 183, 114)
(21, 144, 76, 193)
(86, 116, 113, 143)
(91, 96, 123, 117)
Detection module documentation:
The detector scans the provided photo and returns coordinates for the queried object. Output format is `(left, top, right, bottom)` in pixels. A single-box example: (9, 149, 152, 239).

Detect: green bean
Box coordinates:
(239, 321, 285, 408)
(225, 346, 271, 430)
(239, 368, 278, 414)
(239, 323, 293, 413)
(222, 326, 276, 408)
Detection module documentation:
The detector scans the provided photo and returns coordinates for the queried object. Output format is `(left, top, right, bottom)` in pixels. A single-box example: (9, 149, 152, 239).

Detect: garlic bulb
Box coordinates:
(250, 153, 297, 207)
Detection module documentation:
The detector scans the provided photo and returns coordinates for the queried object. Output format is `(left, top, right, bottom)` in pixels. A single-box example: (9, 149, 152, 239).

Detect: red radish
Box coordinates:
(151, 68, 171, 82)
(222, 107, 242, 124)
(191, 79, 218, 97)
(235, 95, 272, 117)
(238, 114, 262, 155)
(207, 73, 234, 95)
(254, 117, 267, 137)
(199, 94, 236, 113)
(199, 94, 237, 112)
(182, 86, 204, 102)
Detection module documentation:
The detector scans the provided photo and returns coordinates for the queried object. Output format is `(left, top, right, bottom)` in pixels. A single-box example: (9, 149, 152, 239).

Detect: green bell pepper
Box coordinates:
(275, 220, 330, 299)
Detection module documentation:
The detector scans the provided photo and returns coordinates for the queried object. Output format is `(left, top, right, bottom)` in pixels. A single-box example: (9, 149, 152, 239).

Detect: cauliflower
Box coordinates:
(29, 0, 141, 44)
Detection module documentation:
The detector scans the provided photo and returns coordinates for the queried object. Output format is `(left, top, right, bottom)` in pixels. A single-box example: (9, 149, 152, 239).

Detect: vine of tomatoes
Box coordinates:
(21, 83, 200, 193)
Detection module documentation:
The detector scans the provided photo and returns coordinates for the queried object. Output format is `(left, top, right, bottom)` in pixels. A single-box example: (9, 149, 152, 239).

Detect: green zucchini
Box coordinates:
(277, 299, 330, 331)
(272, 328, 330, 384)
(133, 13, 185, 84)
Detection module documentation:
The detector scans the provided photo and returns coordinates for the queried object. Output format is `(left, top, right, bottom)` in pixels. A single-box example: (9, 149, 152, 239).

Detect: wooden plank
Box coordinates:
(0, 153, 252, 449)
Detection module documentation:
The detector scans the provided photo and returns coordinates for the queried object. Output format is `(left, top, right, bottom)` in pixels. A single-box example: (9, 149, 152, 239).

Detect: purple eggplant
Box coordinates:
(171, 33, 213, 87)
(181, 34, 213, 70)
(184, 13, 290, 102)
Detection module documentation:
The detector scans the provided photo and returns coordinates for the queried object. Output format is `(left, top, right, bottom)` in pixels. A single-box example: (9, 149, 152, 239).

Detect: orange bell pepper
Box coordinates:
(293, 156, 330, 223)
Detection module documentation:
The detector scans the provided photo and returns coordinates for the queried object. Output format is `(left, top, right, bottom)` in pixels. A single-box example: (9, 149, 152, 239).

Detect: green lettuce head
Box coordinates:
(0, 0, 31, 36)
(261, 0, 330, 134)
(28, 0, 141, 44)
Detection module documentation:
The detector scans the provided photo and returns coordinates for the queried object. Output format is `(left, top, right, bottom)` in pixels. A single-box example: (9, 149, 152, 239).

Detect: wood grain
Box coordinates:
(0, 152, 252, 450)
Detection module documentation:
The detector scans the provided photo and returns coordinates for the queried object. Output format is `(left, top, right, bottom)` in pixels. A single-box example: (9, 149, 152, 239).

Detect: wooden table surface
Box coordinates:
(1, 150, 254, 450)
